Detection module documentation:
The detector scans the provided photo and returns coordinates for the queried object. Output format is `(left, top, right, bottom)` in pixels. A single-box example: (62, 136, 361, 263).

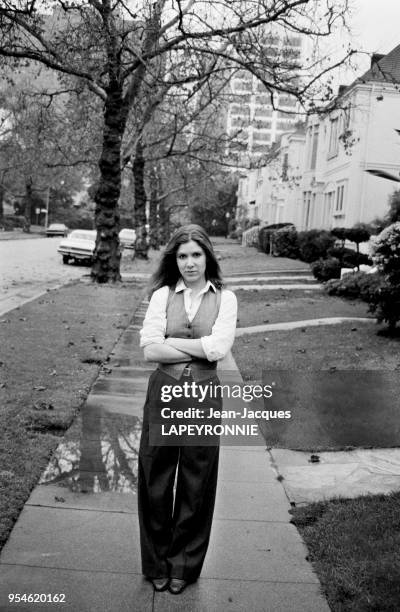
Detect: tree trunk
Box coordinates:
(132, 139, 149, 259)
(91, 87, 127, 283)
(24, 178, 33, 233)
(0, 184, 4, 227)
(158, 197, 169, 245)
(148, 165, 159, 249)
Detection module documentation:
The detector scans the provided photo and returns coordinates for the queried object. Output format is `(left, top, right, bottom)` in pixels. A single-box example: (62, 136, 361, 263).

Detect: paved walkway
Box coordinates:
(0, 293, 330, 612)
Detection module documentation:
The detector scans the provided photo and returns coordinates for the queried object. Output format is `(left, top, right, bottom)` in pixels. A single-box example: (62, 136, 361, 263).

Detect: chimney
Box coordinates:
(338, 85, 347, 97)
(370, 53, 385, 68)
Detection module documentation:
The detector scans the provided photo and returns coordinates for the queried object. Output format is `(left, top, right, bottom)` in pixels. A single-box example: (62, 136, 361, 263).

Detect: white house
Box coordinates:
(236, 125, 305, 226)
(300, 45, 400, 230)
(237, 44, 400, 231)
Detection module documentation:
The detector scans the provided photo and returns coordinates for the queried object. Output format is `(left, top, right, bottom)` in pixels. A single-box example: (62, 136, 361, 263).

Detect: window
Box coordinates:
(310, 126, 319, 170)
(328, 118, 339, 158)
(334, 183, 345, 214)
(323, 191, 335, 226)
(303, 191, 312, 228)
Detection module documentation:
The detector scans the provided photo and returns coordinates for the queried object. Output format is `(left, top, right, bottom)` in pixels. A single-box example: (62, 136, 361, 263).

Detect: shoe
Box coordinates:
(168, 578, 188, 595)
(151, 577, 169, 592)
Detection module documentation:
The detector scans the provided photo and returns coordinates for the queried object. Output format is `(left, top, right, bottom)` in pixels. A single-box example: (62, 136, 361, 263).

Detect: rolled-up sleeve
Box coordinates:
(139, 286, 168, 348)
(200, 290, 237, 361)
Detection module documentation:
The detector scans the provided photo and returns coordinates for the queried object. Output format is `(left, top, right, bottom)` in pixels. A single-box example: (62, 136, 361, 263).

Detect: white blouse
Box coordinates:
(140, 279, 237, 361)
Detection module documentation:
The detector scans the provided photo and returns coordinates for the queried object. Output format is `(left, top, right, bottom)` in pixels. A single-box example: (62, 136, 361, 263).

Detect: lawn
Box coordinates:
(290, 494, 400, 611)
(231, 275, 400, 611)
(0, 280, 145, 552)
(235, 288, 372, 327)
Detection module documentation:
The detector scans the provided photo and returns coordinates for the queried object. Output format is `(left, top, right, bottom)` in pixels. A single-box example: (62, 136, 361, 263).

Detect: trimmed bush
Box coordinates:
(311, 257, 341, 281)
(325, 271, 385, 301)
(258, 223, 294, 254)
(298, 230, 336, 263)
(272, 226, 300, 258)
(327, 246, 372, 268)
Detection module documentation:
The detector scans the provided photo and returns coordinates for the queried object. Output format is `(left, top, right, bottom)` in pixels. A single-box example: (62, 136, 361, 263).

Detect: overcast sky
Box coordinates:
(351, 0, 400, 54)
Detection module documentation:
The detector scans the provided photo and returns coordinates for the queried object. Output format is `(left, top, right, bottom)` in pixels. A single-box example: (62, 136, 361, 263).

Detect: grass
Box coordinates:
(0, 280, 145, 551)
(290, 494, 400, 611)
(229, 264, 400, 611)
(232, 322, 400, 380)
(235, 288, 371, 327)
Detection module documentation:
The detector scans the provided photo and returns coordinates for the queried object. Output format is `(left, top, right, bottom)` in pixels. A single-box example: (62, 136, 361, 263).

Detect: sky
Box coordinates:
(351, 0, 400, 55)
(336, 0, 400, 83)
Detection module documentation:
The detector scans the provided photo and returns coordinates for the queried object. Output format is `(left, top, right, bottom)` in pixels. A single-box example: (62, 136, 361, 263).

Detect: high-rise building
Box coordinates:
(226, 32, 304, 164)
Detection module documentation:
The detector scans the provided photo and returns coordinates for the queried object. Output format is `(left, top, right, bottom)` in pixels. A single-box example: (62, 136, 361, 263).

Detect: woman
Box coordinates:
(138, 224, 237, 595)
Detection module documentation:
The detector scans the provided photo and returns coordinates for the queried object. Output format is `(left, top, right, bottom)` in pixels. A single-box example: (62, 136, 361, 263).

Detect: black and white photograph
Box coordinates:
(1, 0, 400, 610)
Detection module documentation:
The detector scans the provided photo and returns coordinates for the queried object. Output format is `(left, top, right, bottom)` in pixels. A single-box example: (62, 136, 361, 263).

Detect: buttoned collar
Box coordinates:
(175, 278, 216, 295)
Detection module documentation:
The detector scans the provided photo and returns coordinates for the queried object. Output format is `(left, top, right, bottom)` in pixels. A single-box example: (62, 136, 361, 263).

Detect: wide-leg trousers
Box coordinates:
(138, 368, 221, 582)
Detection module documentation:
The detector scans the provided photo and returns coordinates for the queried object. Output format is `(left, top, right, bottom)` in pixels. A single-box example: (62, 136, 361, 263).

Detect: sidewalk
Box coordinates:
(0, 294, 329, 611)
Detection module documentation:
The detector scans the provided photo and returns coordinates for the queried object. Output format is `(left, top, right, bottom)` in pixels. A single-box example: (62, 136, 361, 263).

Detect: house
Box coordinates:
(236, 124, 306, 226)
(299, 45, 400, 230)
(237, 43, 400, 231)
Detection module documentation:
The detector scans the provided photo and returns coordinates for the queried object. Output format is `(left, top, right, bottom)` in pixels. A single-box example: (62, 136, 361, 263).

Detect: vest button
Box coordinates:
(187, 323, 192, 328)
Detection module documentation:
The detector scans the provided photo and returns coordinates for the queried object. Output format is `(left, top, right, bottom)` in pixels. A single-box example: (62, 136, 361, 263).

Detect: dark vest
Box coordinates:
(158, 286, 221, 381)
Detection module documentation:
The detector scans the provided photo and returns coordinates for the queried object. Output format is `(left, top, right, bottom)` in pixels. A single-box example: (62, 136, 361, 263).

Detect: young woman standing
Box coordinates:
(138, 224, 237, 595)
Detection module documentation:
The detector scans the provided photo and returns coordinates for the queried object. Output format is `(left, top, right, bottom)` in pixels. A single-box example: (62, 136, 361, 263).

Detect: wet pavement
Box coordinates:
(1, 263, 399, 610)
(0, 289, 330, 612)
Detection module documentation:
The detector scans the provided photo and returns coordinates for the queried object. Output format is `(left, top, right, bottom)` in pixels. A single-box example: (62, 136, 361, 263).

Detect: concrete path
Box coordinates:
(0, 297, 330, 612)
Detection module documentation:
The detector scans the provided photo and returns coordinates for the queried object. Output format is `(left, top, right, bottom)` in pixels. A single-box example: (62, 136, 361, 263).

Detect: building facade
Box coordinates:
(237, 44, 400, 230)
(226, 32, 304, 163)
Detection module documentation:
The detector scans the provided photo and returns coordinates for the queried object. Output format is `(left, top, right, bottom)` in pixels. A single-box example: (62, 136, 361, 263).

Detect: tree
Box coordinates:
(0, 0, 354, 281)
(0, 66, 91, 230)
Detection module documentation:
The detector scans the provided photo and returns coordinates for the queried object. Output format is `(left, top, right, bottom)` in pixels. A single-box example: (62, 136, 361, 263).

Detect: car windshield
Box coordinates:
(120, 230, 135, 237)
(49, 224, 64, 229)
(69, 231, 96, 241)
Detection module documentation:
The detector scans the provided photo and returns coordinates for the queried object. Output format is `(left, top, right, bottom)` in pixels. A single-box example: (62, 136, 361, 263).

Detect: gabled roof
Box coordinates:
(357, 44, 400, 85)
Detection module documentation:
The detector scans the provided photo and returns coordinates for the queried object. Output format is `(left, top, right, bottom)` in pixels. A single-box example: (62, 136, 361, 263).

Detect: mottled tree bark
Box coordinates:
(23, 177, 33, 233)
(148, 165, 159, 249)
(91, 86, 127, 283)
(0, 185, 4, 227)
(132, 139, 149, 259)
(158, 197, 169, 245)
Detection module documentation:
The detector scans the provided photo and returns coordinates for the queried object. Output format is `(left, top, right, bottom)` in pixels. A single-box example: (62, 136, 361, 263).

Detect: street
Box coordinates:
(0, 237, 89, 316)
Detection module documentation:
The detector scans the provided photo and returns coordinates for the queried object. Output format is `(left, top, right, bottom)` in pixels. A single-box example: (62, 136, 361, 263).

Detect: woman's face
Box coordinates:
(176, 239, 207, 286)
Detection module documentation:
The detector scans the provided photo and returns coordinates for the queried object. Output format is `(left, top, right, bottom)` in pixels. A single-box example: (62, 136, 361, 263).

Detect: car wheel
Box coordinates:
(62, 255, 69, 264)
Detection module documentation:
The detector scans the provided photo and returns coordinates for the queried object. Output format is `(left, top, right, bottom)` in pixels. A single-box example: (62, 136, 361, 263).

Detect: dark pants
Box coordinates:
(138, 369, 220, 582)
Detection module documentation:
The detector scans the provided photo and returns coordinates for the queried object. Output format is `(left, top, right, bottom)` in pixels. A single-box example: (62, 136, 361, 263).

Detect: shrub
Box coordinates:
(369, 222, 400, 328)
(258, 223, 294, 254)
(2, 214, 25, 229)
(297, 230, 335, 263)
(327, 246, 372, 268)
(311, 257, 341, 281)
(272, 227, 299, 258)
(325, 271, 385, 301)
(331, 226, 347, 246)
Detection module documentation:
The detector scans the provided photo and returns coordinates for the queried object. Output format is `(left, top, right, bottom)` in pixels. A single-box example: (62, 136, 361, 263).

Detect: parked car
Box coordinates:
(46, 223, 68, 237)
(119, 228, 136, 249)
(57, 229, 96, 265)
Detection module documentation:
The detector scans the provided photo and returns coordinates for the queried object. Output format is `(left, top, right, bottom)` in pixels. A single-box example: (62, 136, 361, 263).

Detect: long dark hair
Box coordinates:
(150, 224, 223, 295)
